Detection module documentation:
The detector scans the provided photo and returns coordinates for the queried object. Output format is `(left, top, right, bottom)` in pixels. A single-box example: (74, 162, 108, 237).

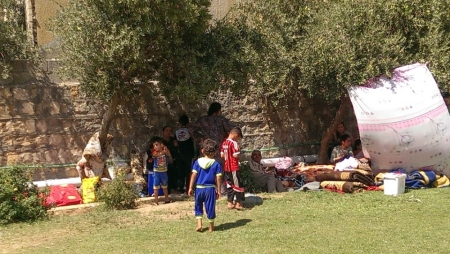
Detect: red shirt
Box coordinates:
(221, 138, 240, 172)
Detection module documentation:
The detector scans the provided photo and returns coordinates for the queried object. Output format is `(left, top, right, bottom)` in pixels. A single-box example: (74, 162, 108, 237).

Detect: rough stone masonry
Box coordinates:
(0, 62, 358, 182)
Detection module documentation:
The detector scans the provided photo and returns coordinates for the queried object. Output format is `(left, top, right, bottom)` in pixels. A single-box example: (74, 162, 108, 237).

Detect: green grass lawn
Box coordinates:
(2, 188, 450, 254)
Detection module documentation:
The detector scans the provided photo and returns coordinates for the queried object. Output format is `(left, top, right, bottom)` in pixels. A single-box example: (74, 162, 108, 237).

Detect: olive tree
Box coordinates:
(51, 0, 217, 145)
(221, 0, 450, 163)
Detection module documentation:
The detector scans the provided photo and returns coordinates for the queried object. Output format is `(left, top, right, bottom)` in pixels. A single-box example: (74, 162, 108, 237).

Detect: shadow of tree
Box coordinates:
(215, 219, 252, 231)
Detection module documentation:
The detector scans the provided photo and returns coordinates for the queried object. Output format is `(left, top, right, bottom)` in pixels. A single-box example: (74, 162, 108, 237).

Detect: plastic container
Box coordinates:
(383, 173, 406, 196)
(147, 172, 164, 196)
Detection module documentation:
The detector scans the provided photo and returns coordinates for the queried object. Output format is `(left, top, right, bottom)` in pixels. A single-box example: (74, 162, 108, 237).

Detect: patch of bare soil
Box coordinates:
(136, 196, 195, 221)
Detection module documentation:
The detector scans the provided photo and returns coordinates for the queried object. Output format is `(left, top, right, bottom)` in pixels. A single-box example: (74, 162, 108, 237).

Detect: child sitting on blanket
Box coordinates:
(330, 134, 354, 164)
(188, 139, 223, 232)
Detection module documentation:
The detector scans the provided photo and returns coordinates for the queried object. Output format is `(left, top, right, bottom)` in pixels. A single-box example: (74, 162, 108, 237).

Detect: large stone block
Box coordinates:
(32, 152, 44, 163)
(13, 88, 29, 100)
(0, 105, 10, 118)
(49, 134, 64, 146)
(20, 152, 33, 163)
(6, 154, 19, 165)
(73, 102, 89, 114)
(36, 120, 48, 133)
(20, 101, 34, 115)
(44, 150, 59, 163)
(25, 120, 36, 133)
(35, 135, 48, 147)
(57, 149, 74, 164)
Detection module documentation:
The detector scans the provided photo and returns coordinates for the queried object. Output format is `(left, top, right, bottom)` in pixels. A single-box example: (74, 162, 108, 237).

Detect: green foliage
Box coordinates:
(97, 174, 139, 210)
(0, 0, 37, 79)
(51, 0, 218, 102)
(239, 161, 262, 193)
(213, 0, 324, 100)
(298, 0, 450, 99)
(0, 165, 48, 225)
(221, 0, 450, 102)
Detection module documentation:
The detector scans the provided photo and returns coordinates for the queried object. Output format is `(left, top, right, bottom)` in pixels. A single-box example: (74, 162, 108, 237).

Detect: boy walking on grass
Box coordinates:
(150, 136, 173, 205)
(188, 139, 222, 232)
(221, 127, 245, 210)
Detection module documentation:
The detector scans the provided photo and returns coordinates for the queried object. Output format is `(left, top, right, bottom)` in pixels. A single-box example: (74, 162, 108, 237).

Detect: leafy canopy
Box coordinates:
(52, 0, 218, 101)
(221, 0, 450, 101)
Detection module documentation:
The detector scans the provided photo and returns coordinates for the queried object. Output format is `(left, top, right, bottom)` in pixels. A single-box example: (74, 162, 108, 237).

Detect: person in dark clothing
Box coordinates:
(175, 114, 196, 193)
(189, 102, 235, 196)
(162, 125, 179, 194)
(189, 102, 234, 161)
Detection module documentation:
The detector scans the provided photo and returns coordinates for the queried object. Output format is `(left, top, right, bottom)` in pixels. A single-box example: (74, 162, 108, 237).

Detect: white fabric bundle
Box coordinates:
(349, 63, 450, 176)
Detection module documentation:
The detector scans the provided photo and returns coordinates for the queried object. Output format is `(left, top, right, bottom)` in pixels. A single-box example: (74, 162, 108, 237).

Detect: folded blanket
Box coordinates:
(292, 165, 334, 172)
(320, 181, 368, 193)
(293, 165, 335, 183)
(391, 169, 437, 189)
(434, 174, 450, 188)
(315, 169, 375, 186)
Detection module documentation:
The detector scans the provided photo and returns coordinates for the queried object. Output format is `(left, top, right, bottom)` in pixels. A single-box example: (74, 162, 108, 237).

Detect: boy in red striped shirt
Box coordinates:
(220, 127, 244, 210)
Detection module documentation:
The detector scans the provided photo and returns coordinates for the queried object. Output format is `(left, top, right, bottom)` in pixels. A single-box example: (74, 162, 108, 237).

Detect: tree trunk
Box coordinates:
(98, 93, 120, 147)
(317, 96, 351, 164)
(24, 0, 35, 45)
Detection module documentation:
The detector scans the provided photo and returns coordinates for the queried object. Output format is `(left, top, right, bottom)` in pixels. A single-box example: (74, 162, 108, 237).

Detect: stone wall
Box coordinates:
(0, 39, 361, 180)
(0, 65, 358, 171)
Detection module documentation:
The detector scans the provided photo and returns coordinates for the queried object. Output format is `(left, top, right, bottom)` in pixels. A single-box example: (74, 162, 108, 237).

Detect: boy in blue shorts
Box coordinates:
(188, 139, 222, 232)
(151, 136, 173, 205)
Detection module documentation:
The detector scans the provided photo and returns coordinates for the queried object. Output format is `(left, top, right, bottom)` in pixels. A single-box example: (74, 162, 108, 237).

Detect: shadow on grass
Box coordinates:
(215, 219, 252, 231)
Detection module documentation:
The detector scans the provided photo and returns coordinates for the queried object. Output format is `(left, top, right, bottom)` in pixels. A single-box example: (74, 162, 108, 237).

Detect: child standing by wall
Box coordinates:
(162, 126, 179, 194)
(220, 127, 244, 210)
(142, 143, 153, 196)
(175, 114, 196, 193)
(188, 139, 222, 232)
(150, 136, 173, 205)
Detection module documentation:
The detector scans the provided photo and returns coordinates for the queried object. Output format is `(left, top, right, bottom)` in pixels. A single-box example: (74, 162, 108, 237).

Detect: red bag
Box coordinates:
(45, 184, 82, 207)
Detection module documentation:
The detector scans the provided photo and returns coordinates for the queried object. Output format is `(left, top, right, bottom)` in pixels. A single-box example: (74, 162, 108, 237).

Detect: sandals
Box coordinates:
(164, 200, 174, 204)
(234, 205, 245, 211)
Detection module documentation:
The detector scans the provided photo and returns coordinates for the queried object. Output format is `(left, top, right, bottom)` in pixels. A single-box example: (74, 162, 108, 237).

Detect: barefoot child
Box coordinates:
(150, 137, 173, 205)
(220, 127, 244, 210)
(188, 139, 222, 232)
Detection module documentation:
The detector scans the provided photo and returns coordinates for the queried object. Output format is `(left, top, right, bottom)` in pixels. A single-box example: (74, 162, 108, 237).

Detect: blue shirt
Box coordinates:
(192, 158, 222, 187)
(153, 155, 168, 172)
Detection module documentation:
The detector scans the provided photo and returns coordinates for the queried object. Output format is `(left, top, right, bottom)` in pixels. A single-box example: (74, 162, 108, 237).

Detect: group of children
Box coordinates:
(146, 115, 245, 232)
